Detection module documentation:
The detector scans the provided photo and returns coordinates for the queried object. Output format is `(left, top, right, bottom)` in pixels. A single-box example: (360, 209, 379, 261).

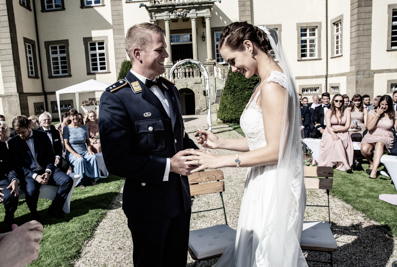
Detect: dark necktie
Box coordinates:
(146, 79, 166, 92)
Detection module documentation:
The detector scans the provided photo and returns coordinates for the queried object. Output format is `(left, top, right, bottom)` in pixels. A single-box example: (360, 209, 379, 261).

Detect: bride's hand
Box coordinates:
(182, 149, 221, 173)
(195, 129, 220, 149)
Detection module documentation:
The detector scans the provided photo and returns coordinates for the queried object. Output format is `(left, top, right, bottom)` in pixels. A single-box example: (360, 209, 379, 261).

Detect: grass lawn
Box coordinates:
(0, 175, 125, 267)
(227, 122, 397, 236)
(331, 164, 397, 236)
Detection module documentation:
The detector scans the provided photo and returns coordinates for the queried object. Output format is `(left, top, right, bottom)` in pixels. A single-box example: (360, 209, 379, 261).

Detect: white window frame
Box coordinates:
(392, 9, 397, 49)
(25, 43, 35, 77)
(331, 86, 339, 94)
(88, 41, 107, 73)
(214, 32, 226, 64)
(300, 27, 318, 59)
(49, 45, 68, 76)
(45, 0, 62, 11)
(334, 21, 342, 56)
(85, 0, 102, 6)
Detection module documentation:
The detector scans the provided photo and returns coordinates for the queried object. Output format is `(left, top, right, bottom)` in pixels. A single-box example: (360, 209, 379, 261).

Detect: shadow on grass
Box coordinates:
(305, 223, 394, 266)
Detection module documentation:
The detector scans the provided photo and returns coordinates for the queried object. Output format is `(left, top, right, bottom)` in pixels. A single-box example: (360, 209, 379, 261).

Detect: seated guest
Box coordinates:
(349, 94, 367, 138)
(393, 90, 397, 111)
(310, 92, 331, 138)
(367, 95, 382, 111)
(343, 94, 350, 108)
(63, 109, 100, 188)
(78, 113, 84, 125)
(85, 111, 101, 154)
(1, 115, 16, 138)
(310, 94, 321, 109)
(8, 116, 73, 220)
(28, 115, 40, 130)
(361, 95, 397, 179)
(38, 112, 69, 173)
(301, 97, 311, 138)
(363, 94, 370, 109)
(301, 97, 309, 107)
(0, 141, 19, 229)
(318, 94, 353, 171)
(0, 121, 11, 141)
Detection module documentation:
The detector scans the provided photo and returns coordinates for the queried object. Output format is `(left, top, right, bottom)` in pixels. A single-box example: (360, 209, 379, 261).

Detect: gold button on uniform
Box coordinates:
(148, 126, 153, 131)
(174, 139, 177, 143)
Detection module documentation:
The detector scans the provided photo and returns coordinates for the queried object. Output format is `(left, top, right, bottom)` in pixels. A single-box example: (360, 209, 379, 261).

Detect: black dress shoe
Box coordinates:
(4, 214, 15, 231)
(366, 169, 372, 175)
(352, 159, 363, 171)
(31, 211, 43, 224)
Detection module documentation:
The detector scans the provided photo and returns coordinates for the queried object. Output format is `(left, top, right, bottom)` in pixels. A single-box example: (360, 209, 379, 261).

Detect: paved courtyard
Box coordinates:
(73, 114, 397, 267)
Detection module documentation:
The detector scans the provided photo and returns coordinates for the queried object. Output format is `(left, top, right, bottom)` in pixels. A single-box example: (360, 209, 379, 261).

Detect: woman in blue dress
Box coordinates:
(63, 109, 100, 188)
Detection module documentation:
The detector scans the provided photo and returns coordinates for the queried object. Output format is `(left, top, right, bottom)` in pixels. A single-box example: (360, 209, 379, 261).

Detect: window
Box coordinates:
(41, 0, 64, 11)
(23, 38, 39, 78)
(44, 40, 71, 78)
(302, 87, 320, 95)
(83, 37, 109, 75)
(171, 34, 191, 44)
(300, 28, 317, 59)
(391, 83, 397, 91)
(34, 102, 44, 115)
(392, 9, 397, 49)
(331, 86, 339, 93)
(388, 5, 397, 50)
(26, 44, 35, 77)
(81, 0, 104, 8)
(89, 41, 107, 73)
(334, 22, 342, 56)
(297, 22, 322, 60)
(20, 0, 31, 10)
(51, 100, 73, 112)
(214, 32, 225, 63)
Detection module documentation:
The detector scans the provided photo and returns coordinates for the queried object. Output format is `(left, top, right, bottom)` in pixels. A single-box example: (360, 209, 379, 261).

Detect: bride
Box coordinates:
(183, 22, 307, 266)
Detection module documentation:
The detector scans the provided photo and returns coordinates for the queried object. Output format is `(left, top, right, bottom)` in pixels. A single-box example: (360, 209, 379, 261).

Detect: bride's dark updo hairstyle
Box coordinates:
(219, 22, 275, 54)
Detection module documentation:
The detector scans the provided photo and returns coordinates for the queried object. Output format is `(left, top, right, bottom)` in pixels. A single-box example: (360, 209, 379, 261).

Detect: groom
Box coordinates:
(99, 23, 198, 267)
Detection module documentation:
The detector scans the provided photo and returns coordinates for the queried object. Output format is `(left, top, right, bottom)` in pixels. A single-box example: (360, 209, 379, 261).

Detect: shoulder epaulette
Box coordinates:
(107, 80, 128, 93)
(159, 77, 175, 85)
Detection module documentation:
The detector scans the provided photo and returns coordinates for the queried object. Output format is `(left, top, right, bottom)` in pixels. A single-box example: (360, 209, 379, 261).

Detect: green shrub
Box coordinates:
(217, 68, 259, 123)
(117, 60, 132, 80)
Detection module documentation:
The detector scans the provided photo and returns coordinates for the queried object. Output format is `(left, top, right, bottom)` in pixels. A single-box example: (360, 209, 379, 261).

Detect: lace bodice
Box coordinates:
(240, 71, 287, 151)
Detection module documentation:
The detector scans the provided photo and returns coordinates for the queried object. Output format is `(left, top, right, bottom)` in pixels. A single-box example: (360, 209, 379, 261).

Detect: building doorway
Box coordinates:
(179, 88, 195, 115)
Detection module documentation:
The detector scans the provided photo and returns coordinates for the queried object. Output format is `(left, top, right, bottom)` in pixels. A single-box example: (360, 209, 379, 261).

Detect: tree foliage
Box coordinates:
(217, 68, 259, 123)
(117, 60, 132, 80)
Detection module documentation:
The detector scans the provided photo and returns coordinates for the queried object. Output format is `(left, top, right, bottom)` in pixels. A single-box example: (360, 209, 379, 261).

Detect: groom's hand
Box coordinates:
(170, 149, 196, 176)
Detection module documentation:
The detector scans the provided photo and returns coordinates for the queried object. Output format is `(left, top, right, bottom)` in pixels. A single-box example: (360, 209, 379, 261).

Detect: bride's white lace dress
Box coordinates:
(214, 71, 307, 267)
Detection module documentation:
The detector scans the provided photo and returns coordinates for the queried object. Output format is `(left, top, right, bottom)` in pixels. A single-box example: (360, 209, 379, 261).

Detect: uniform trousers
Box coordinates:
(127, 209, 191, 267)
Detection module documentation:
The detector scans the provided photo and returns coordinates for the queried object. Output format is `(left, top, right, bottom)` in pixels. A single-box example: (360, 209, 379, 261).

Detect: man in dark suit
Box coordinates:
(99, 23, 198, 267)
(310, 92, 331, 138)
(38, 112, 69, 173)
(301, 97, 311, 138)
(8, 116, 73, 221)
(0, 141, 19, 229)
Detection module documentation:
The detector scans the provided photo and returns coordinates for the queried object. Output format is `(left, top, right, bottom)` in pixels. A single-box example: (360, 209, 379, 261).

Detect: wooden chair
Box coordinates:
(301, 166, 337, 266)
(187, 170, 236, 262)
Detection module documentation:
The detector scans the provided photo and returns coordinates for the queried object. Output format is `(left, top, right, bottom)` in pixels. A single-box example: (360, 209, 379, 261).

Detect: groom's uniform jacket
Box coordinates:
(99, 71, 198, 222)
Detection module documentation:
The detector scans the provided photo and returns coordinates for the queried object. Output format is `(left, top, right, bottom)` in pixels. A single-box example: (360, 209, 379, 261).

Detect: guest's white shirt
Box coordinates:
(311, 103, 321, 109)
(323, 104, 329, 126)
(130, 70, 171, 182)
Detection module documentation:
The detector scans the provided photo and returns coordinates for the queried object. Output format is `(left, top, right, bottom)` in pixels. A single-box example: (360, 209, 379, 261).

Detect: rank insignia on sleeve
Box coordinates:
(131, 81, 142, 93)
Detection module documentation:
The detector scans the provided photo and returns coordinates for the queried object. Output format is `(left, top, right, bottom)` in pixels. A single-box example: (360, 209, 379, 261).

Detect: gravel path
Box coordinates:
(73, 114, 397, 267)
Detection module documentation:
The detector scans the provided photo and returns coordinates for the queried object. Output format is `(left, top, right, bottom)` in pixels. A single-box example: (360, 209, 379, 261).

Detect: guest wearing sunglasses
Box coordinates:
(318, 94, 354, 171)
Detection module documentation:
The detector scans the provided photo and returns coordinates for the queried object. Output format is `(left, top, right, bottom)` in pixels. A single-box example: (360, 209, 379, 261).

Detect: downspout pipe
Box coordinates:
(325, 0, 329, 93)
(32, 0, 48, 111)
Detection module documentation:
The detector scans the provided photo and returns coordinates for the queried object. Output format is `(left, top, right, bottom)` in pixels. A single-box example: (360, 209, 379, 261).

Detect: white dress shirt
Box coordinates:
(322, 104, 329, 127)
(130, 70, 171, 182)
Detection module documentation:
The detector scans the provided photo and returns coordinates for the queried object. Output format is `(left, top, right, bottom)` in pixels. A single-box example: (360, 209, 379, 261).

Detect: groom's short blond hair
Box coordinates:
(125, 23, 165, 64)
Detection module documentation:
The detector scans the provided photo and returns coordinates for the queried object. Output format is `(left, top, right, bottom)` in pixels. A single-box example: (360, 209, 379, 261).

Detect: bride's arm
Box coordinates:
(186, 82, 286, 171)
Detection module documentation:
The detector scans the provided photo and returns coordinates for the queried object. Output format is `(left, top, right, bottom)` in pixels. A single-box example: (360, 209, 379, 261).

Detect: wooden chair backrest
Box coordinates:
(303, 166, 334, 190)
(188, 170, 225, 197)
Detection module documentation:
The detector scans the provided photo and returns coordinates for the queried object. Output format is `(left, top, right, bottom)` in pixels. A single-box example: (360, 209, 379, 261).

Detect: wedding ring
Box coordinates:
(197, 160, 200, 165)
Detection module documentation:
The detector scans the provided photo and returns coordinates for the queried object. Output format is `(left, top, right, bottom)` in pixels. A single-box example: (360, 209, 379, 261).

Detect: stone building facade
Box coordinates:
(0, 0, 396, 123)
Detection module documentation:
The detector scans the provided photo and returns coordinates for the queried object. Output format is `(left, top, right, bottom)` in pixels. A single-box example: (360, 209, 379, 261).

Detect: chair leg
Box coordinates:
(330, 251, 333, 267)
(220, 192, 228, 225)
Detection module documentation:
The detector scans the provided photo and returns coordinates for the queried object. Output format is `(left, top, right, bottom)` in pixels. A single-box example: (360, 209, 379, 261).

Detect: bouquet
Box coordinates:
(349, 119, 361, 131)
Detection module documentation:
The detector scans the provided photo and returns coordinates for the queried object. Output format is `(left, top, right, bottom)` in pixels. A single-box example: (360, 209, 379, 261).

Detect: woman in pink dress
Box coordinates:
(349, 94, 367, 138)
(318, 94, 354, 171)
(85, 110, 101, 154)
(361, 95, 397, 179)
